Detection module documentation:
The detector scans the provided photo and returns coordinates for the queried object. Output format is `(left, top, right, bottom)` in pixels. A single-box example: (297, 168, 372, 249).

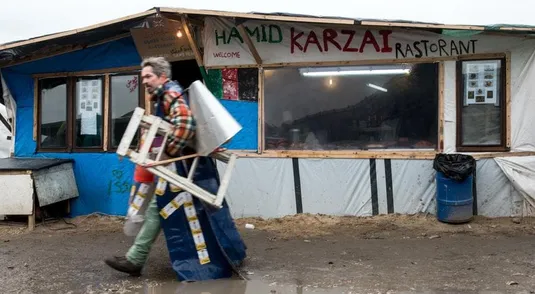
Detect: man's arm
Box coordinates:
(165, 94, 196, 157)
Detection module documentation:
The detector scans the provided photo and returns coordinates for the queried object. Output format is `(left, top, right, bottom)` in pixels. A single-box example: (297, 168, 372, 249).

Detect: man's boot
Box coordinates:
(104, 256, 142, 277)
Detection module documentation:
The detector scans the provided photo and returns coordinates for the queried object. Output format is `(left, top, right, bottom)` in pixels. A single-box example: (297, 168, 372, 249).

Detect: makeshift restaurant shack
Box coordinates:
(1, 7, 535, 224)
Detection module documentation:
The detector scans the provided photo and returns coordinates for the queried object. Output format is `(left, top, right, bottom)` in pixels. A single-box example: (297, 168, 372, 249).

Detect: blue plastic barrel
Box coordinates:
(436, 171, 474, 223)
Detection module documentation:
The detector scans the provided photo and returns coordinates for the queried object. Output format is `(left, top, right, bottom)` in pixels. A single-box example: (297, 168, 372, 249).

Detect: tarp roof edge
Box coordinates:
(2, 6, 535, 69)
(5, 6, 535, 51)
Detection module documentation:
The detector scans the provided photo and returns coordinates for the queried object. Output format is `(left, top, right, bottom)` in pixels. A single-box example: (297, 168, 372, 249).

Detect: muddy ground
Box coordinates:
(2, 213, 535, 293)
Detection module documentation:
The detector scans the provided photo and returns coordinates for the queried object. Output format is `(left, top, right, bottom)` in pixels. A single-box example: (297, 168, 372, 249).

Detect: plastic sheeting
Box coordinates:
(216, 158, 296, 218)
(0, 73, 15, 158)
(495, 156, 535, 216)
(298, 159, 371, 216)
(510, 45, 535, 151)
(389, 160, 436, 215)
(214, 157, 524, 218)
(476, 159, 517, 217)
(219, 100, 257, 150)
(1, 38, 141, 217)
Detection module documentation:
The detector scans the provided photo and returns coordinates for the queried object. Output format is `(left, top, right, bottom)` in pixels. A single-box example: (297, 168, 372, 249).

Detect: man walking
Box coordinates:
(105, 57, 246, 280)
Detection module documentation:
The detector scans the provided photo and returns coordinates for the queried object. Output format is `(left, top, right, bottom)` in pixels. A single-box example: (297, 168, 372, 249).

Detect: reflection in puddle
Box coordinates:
(142, 279, 351, 294)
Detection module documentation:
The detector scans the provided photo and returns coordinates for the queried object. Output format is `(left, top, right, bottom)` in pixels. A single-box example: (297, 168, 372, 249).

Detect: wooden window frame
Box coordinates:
(260, 61, 442, 154)
(456, 56, 509, 152)
(36, 77, 70, 152)
(107, 72, 145, 151)
(35, 67, 144, 153)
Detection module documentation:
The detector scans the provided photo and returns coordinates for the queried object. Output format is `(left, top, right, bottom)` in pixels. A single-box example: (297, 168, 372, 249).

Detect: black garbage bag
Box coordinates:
(433, 154, 476, 182)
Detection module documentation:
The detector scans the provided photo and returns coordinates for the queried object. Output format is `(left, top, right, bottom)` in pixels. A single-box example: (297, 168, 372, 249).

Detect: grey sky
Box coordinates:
(0, 0, 532, 44)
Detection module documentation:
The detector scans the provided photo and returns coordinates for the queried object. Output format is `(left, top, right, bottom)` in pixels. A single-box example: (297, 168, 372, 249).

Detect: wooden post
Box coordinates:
(438, 62, 445, 152)
(33, 79, 38, 141)
(505, 51, 512, 149)
(237, 24, 262, 65)
(103, 74, 110, 151)
(180, 15, 205, 75)
(257, 67, 264, 154)
(28, 198, 35, 231)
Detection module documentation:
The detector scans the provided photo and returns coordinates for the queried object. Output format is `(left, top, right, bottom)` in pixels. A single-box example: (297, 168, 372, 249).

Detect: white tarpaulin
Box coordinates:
(495, 156, 535, 216)
(298, 159, 372, 216)
(217, 158, 296, 218)
(203, 16, 531, 67)
(510, 45, 535, 151)
(0, 73, 15, 158)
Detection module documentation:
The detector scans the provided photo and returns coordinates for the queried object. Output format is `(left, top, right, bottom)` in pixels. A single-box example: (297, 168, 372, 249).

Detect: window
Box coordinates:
(36, 71, 142, 152)
(109, 73, 143, 149)
(39, 78, 68, 149)
(457, 58, 507, 151)
(75, 76, 104, 149)
(263, 63, 439, 150)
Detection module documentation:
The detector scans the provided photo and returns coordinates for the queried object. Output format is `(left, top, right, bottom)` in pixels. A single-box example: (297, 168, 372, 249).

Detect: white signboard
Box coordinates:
(202, 17, 525, 67)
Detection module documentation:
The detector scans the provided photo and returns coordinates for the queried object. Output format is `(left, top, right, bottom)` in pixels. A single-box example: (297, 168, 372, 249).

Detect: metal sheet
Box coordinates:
(0, 173, 33, 215)
(32, 162, 79, 207)
(0, 158, 72, 171)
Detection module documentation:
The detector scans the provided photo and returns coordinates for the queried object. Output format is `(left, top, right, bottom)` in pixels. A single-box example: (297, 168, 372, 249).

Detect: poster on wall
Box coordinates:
(464, 61, 499, 106)
(79, 79, 101, 135)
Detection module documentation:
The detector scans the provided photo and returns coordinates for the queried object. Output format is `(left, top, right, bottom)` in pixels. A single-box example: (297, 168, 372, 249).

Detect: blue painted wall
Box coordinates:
(1, 36, 258, 217)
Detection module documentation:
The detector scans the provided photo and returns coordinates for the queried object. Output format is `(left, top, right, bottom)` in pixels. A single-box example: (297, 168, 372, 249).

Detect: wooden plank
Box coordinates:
(438, 62, 445, 152)
(33, 65, 140, 78)
(0, 11, 156, 51)
(103, 74, 110, 151)
(205, 64, 260, 70)
(160, 7, 355, 25)
(257, 67, 264, 154)
(499, 27, 535, 32)
(237, 24, 262, 65)
(33, 78, 38, 141)
(472, 151, 535, 159)
(506, 52, 512, 149)
(181, 15, 204, 67)
(240, 150, 438, 159)
(205, 53, 511, 70)
(233, 150, 535, 160)
(359, 20, 485, 31)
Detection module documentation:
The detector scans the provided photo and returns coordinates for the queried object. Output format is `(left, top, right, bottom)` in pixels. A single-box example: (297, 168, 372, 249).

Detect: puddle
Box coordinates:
(141, 279, 353, 294)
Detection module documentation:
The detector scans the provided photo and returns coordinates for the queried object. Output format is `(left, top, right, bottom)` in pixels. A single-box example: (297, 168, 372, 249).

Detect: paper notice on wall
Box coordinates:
(81, 112, 97, 135)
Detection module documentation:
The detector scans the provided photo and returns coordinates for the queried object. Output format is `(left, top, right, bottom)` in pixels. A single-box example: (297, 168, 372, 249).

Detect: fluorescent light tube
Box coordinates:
(301, 69, 410, 77)
(367, 83, 388, 92)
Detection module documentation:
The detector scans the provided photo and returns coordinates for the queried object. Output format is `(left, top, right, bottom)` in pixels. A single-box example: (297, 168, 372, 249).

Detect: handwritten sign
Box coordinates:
(130, 19, 195, 62)
(202, 16, 524, 67)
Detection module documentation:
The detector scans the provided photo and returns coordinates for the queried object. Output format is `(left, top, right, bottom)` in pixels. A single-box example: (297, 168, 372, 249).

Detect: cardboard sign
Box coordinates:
(130, 19, 195, 62)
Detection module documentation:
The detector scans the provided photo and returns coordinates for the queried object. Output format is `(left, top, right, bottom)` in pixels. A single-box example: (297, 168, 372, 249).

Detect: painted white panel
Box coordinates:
(217, 158, 296, 218)
(298, 159, 372, 216)
(0, 174, 33, 215)
(391, 160, 437, 215)
(33, 162, 79, 207)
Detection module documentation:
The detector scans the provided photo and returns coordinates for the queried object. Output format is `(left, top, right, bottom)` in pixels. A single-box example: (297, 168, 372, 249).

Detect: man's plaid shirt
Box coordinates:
(153, 81, 196, 157)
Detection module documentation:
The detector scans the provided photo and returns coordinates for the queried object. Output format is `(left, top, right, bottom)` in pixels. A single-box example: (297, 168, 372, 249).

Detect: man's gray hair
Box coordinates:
(141, 57, 172, 79)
